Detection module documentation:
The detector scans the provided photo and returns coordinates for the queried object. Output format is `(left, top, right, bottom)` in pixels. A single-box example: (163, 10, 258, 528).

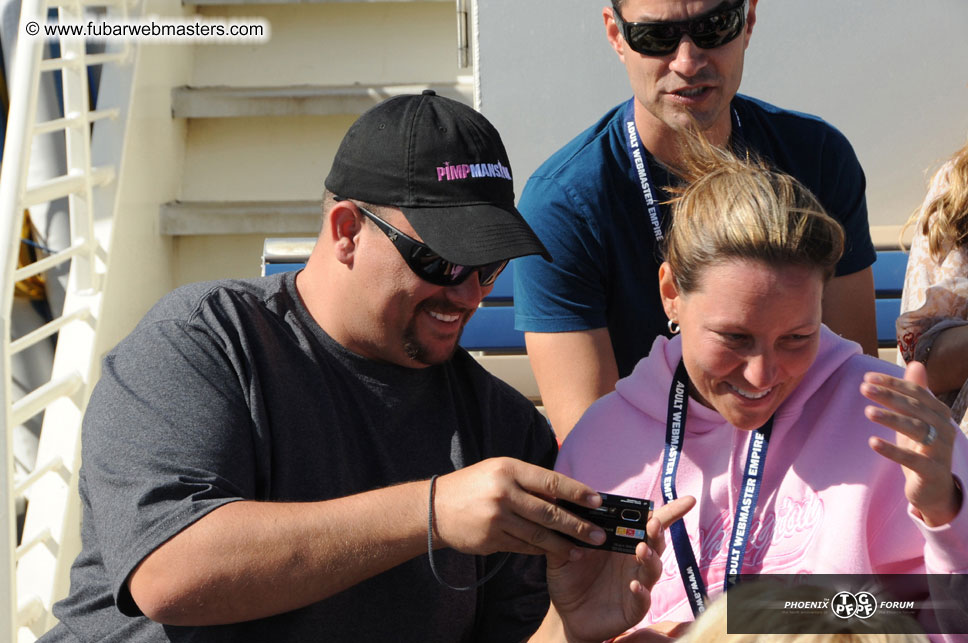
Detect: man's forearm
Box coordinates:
(126, 457, 606, 627)
(128, 480, 430, 626)
(526, 328, 620, 440)
(822, 267, 878, 356)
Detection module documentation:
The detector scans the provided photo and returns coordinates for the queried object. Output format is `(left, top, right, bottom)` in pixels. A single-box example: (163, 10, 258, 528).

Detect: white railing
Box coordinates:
(0, 0, 138, 639)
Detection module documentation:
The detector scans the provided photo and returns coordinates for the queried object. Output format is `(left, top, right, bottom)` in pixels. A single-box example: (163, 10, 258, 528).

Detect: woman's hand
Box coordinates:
(862, 361, 963, 526)
(543, 496, 695, 643)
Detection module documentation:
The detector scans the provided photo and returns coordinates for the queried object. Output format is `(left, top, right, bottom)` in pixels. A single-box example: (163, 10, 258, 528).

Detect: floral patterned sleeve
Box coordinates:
(896, 161, 968, 432)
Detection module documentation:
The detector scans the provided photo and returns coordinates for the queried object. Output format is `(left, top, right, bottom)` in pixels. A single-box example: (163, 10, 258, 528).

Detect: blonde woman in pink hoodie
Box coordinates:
(547, 136, 967, 642)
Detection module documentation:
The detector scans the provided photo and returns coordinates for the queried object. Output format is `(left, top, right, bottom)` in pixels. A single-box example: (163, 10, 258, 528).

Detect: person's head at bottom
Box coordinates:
(659, 134, 844, 429)
(297, 90, 550, 368)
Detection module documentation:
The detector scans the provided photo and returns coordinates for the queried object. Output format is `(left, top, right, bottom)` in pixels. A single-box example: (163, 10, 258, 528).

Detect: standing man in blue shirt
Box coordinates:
(514, 0, 878, 438)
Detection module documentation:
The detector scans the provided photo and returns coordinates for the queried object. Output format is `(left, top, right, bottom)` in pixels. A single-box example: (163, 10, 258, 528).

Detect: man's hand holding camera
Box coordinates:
(431, 457, 608, 558)
(432, 458, 696, 643)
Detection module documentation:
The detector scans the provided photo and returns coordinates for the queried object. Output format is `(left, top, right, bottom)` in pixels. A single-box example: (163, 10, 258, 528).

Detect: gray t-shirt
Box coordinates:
(44, 272, 557, 642)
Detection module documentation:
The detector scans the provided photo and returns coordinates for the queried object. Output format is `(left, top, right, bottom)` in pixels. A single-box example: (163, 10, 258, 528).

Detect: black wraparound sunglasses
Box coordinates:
(348, 201, 507, 287)
(614, 0, 748, 57)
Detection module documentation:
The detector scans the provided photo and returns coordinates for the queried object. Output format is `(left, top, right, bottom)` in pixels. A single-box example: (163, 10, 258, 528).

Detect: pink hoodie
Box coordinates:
(557, 328, 968, 636)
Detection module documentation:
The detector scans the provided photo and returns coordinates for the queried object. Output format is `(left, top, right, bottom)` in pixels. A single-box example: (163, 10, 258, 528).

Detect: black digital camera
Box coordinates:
(558, 492, 653, 555)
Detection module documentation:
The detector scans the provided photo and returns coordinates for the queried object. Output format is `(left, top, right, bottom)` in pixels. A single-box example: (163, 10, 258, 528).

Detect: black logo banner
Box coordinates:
(724, 574, 968, 634)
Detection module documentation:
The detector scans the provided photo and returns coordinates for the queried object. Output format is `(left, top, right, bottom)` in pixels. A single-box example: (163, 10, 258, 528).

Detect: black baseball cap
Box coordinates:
(325, 90, 551, 265)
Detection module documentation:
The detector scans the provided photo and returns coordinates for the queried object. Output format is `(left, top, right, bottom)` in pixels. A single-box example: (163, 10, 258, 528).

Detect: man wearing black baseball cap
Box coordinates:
(43, 91, 689, 642)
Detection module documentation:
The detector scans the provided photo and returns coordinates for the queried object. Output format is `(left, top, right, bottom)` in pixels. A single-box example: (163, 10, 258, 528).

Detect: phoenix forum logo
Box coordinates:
(831, 591, 878, 620)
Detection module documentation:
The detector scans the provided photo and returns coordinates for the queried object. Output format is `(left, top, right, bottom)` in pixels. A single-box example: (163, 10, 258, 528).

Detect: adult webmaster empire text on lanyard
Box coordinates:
(621, 97, 743, 246)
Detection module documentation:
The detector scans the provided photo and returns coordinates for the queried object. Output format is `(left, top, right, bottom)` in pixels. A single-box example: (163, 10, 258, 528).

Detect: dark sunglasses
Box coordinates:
(352, 203, 507, 287)
(614, 0, 747, 57)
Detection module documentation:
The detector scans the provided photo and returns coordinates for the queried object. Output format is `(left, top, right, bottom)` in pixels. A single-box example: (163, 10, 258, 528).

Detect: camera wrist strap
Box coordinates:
(661, 359, 774, 617)
(426, 474, 510, 591)
(621, 100, 743, 249)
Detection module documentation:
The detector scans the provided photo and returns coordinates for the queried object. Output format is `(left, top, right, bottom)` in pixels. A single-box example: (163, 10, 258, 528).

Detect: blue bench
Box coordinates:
(462, 250, 909, 353)
(873, 249, 908, 350)
(263, 238, 909, 404)
(463, 249, 909, 353)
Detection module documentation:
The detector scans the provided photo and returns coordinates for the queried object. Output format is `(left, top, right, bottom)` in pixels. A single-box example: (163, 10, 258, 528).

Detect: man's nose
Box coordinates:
(667, 36, 708, 77)
(446, 273, 490, 308)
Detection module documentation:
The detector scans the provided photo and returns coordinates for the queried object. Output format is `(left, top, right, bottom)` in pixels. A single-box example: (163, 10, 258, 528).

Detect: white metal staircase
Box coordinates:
(0, 0, 138, 639)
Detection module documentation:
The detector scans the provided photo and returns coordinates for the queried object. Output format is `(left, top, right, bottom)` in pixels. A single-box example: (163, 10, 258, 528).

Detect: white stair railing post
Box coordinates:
(1, 0, 49, 636)
(1, 0, 138, 638)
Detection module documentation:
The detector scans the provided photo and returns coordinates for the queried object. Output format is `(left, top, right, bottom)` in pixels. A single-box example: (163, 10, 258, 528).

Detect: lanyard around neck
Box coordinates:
(661, 359, 773, 617)
(621, 99, 743, 246)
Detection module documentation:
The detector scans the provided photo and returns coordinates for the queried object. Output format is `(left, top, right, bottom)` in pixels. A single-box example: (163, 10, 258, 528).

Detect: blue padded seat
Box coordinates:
(871, 250, 908, 348)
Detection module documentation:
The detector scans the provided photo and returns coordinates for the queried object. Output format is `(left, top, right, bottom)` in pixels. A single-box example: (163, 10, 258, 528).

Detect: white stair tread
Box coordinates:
(172, 82, 473, 118)
(160, 200, 322, 235)
(184, 0, 450, 5)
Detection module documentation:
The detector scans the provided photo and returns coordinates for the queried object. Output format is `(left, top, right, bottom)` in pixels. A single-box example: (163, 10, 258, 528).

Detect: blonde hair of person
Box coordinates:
(677, 582, 929, 643)
(662, 131, 845, 295)
(903, 139, 968, 261)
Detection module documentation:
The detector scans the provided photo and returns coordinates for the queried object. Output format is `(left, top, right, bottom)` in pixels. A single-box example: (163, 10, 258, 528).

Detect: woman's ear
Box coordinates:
(658, 261, 681, 321)
(328, 202, 364, 265)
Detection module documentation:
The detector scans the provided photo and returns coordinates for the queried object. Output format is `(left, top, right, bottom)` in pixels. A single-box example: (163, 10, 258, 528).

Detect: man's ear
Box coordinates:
(328, 201, 363, 266)
(603, 6, 626, 62)
(744, 0, 758, 46)
(658, 261, 681, 321)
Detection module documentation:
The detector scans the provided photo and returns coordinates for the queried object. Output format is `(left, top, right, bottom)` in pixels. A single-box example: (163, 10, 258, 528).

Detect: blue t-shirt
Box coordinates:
(514, 95, 876, 378)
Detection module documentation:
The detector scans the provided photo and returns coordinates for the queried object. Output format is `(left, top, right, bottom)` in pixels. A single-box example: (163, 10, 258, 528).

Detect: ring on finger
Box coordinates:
(921, 424, 937, 446)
